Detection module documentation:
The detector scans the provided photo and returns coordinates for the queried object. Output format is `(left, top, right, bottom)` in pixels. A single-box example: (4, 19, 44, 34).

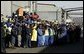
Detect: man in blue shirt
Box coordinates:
(37, 24, 44, 47)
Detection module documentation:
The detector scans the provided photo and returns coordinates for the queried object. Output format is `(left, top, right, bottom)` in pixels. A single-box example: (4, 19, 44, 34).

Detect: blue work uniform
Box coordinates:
(37, 28, 44, 47)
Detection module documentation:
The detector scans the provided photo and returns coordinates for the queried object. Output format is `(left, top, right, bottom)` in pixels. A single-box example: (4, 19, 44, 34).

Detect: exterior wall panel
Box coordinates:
(1, 1, 11, 16)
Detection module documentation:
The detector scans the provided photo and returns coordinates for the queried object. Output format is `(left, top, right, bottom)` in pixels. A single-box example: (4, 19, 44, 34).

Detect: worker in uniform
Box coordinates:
(21, 23, 26, 48)
(44, 24, 50, 46)
(6, 25, 12, 48)
(11, 23, 17, 48)
(25, 12, 31, 24)
(58, 24, 67, 44)
(17, 24, 22, 47)
(53, 24, 58, 45)
(31, 23, 38, 48)
(1, 22, 6, 53)
(67, 25, 75, 43)
(25, 24, 32, 48)
(48, 26, 55, 46)
(75, 25, 81, 42)
(29, 13, 33, 24)
(37, 24, 44, 47)
(5, 18, 12, 48)
(32, 12, 39, 23)
(60, 24, 67, 44)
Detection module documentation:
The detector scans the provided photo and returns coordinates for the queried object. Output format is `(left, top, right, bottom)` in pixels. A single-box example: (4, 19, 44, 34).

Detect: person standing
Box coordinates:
(48, 26, 55, 46)
(17, 24, 22, 47)
(5, 19, 12, 27)
(31, 23, 37, 48)
(21, 23, 26, 48)
(5, 19, 12, 48)
(11, 23, 17, 48)
(32, 12, 39, 23)
(53, 24, 58, 45)
(6, 25, 12, 48)
(25, 24, 32, 48)
(37, 24, 44, 47)
(75, 25, 81, 42)
(44, 25, 49, 46)
(29, 13, 33, 24)
(60, 24, 67, 44)
(1, 22, 6, 53)
(68, 25, 75, 43)
(25, 13, 32, 24)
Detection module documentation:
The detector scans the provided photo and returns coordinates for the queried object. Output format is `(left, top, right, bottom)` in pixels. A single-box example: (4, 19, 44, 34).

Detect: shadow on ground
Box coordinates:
(39, 38, 83, 53)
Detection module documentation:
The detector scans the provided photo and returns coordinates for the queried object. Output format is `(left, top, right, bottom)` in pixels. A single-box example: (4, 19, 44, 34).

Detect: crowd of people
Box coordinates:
(1, 12, 82, 53)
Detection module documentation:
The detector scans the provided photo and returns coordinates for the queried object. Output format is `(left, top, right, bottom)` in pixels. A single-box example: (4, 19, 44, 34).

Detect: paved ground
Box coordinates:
(6, 38, 83, 53)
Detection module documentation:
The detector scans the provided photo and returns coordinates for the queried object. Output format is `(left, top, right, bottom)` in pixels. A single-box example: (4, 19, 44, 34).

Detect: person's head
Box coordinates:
(7, 18, 10, 22)
(44, 25, 48, 30)
(34, 12, 37, 15)
(30, 13, 33, 15)
(38, 24, 42, 29)
(31, 23, 36, 29)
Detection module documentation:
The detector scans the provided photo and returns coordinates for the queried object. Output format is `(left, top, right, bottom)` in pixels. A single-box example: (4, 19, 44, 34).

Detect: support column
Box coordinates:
(30, 1, 33, 12)
(11, 1, 12, 16)
(33, 1, 35, 12)
(35, 1, 37, 12)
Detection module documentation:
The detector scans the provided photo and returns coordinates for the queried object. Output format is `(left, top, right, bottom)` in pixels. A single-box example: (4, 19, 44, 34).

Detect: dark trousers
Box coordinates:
(5, 34, 11, 47)
(26, 36, 31, 47)
(53, 33, 58, 45)
(21, 36, 26, 47)
(49, 36, 54, 45)
(15, 36, 18, 47)
(58, 36, 67, 45)
(31, 41, 37, 48)
(1, 38, 6, 53)
(76, 34, 80, 41)
(69, 35, 75, 43)
(11, 36, 16, 46)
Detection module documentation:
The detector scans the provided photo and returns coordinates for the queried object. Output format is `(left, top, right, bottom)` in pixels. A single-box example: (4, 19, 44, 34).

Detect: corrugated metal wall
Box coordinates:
(1, 1, 31, 16)
(37, 5, 62, 22)
(37, 11, 57, 21)
(37, 5, 59, 22)
(12, 1, 30, 12)
(1, 1, 11, 16)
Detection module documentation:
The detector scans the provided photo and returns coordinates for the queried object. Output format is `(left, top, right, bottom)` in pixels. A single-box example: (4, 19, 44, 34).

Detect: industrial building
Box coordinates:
(1, 1, 83, 26)
(1, 1, 65, 24)
(1, 1, 83, 53)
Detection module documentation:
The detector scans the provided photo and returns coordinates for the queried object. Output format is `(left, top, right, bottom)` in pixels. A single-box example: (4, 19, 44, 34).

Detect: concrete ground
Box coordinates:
(6, 38, 83, 53)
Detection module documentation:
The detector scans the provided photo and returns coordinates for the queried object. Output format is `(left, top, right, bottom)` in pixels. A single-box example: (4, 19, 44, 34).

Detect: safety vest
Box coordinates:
(31, 29, 37, 41)
(50, 28, 55, 36)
